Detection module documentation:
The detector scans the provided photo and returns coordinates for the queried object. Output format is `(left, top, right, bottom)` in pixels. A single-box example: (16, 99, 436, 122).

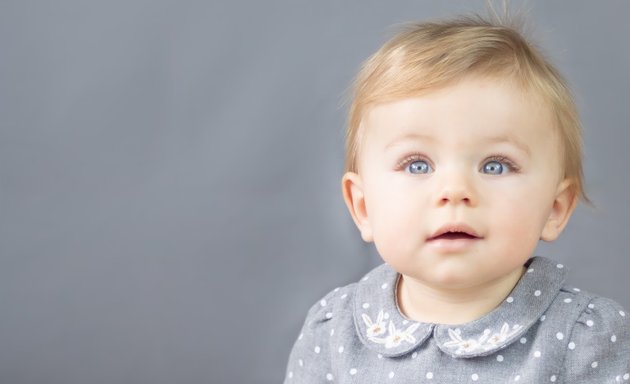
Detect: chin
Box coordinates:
(410, 266, 475, 289)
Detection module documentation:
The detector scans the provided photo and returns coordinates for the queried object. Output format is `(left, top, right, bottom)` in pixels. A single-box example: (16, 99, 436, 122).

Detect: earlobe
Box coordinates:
(541, 179, 578, 241)
(341, 172, 373, 242)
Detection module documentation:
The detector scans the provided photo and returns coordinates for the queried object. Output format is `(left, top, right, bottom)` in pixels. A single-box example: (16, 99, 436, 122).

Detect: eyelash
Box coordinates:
(395, 154, 521, 173)
(395, 154, 432, 171)
(484, 155, 521, 173)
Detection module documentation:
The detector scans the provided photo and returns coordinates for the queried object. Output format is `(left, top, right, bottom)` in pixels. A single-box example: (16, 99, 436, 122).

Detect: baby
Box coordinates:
(284, 14, 629, 383)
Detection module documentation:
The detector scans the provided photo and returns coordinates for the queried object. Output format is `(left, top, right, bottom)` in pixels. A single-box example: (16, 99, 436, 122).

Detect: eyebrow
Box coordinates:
(482, 134, 531, 156)
(384, 133, 435, 150)
(384, 132, 531, 155)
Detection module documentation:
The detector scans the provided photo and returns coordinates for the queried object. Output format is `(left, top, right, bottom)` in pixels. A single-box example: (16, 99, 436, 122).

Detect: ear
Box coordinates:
(540, 179, 578, 241)
(341, 172, 374, 242)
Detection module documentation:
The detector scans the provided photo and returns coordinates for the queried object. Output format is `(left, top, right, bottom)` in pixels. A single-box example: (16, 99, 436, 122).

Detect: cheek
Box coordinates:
(487, 185, 554, 242)
(363, 179, 425, 248)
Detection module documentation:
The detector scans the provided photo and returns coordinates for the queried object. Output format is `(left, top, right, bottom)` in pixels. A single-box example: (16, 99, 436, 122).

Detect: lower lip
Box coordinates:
(426, 238, 481, 253)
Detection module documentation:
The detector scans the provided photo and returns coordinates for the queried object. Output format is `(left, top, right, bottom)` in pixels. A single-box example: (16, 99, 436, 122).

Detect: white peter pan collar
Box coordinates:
(352, 256, 567, 358)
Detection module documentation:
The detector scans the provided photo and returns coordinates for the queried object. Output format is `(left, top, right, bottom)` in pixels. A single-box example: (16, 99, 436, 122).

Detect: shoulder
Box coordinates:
(556, 289, 630, 381)
(573, 293, 627, 332)
(301, 281, 358, 331)
(545, 285, 628, 345)
(291, 264, 393, 348)
(284, 265, 388, 383)
(301, 263, 391, 327)
(564, 290, 628, 348)
(549, 286, 628, 332)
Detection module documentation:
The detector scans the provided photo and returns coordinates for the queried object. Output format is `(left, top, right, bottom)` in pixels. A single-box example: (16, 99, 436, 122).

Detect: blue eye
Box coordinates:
(406, 160, 432, 174)
(482, 160, 507, 175)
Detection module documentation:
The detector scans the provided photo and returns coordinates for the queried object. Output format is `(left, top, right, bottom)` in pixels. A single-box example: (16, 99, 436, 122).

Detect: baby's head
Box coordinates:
(345, 16, 584, 200)
(341, 15, 584, 288)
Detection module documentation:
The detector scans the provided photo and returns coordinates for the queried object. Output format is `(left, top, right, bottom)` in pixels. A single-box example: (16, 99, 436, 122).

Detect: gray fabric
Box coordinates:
(284, 257, 630, 383)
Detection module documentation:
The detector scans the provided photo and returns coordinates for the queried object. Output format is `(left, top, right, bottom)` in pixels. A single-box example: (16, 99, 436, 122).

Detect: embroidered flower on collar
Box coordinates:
(362, 311, 420, 348)
(443, 322, 523, 355)
(362, 310, 387, 338)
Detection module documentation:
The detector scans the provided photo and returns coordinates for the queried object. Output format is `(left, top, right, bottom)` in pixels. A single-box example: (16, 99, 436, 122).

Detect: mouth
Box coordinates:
(428, 224, 481, 241)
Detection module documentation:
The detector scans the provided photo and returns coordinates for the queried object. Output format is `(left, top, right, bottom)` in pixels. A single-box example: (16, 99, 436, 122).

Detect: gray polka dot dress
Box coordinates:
(284, 257, 630, 383)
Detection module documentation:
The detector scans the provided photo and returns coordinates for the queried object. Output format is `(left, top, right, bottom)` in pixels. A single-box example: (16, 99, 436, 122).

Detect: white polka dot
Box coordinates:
(383, 312, 390, 319)
(527, 268, 534, 273)
(514, 375, 521, 381)
(506, 297, 514, 303)
(362, 303, 370, 309)
(591, 361, 598, 368)
(326, 373, 334, 381)
(320, 299, 327, 307)
(412, 352, 418, 359)
(534, 351, 541, 357)
(534, 290, 541, 296)
(402, 320, 409, 325)
(330, 329, 334, 336)
(314, 346, 321, 353)
(298, 333, 303, 340)
(426, 372, 434, 379)
(326, 312, 333, 319)
(564, 298, 572, 303)
(612, 335, 617, 342)
(497, 355, 504, 362)
(338, 346, 344, 353)
(623, 373, 629, 380)
(341, 294, 347, 299)
(616, 375, 621, 382)
(377, 354, 383, 359)
(361, 275, 369, 281)
(556, 332, 564, 340)
(472, 373, 479, 381)
(588, 303, 595, 309)
(333, 287, 340, 292)
(586, 320, 594, 327)
(520, 337, 527, 344)
(556, 264, 564, 269)
(389, 371, 395, 379)
(298, 359, 303, 367)
(381, 283, 388, 289)
(540, 315, 546, 322)
(620, 311, 626, 317)
(349, 368, 357, 375)
(550, 375, 557, 382)
(288, 371, 293, 379)
(573, 287, 581, 292)
(568, 342, 576, 350)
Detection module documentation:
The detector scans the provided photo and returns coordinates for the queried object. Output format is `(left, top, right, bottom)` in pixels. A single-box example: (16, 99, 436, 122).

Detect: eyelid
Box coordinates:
(482, 155, 521, 173)
(395, 153, 433, 171)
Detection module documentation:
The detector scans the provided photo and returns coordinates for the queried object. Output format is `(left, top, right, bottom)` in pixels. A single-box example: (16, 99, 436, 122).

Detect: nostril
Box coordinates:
(439, 196, 472, 204)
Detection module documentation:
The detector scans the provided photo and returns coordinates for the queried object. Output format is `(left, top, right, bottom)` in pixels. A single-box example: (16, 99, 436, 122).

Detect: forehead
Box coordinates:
(360, 77, 556, 152)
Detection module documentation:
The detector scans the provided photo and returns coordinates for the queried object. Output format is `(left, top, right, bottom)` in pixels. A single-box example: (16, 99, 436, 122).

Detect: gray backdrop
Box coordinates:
(1, 1, 629, 383)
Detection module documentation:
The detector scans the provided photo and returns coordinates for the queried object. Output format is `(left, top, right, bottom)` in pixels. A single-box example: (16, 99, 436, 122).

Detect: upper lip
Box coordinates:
(428, 223, 481, 240)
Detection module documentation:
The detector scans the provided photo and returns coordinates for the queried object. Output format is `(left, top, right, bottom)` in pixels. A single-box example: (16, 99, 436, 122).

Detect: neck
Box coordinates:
(397, 267, 525, 325)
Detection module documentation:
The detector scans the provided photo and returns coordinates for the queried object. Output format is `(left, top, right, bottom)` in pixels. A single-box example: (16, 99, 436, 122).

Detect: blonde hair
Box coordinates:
(345, 14, 587, 203)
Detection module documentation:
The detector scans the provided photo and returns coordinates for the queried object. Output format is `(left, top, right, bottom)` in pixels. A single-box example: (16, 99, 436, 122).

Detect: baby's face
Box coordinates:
(344, 76, 575, 290)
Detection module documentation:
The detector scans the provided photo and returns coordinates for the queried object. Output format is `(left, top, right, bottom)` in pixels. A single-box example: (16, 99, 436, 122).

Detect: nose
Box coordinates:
(436, 169, 477, 207)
